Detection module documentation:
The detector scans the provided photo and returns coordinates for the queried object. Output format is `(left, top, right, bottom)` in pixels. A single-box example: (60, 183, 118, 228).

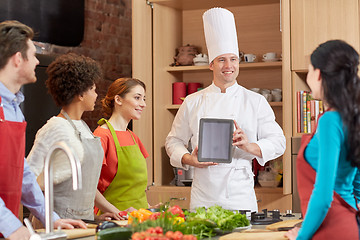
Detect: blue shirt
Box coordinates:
(297, 111, 360, 240)
(0, 82, 60, 237)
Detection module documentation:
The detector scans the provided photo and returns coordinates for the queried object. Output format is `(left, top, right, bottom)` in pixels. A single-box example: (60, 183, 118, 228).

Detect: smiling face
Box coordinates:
(18, 39, 39, 85)
(118, 84, 146, 121)
(209, 53, 239, 88)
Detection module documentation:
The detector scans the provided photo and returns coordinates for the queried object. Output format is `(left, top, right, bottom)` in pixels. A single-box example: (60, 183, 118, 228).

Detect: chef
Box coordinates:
(165, 7, 286, 212)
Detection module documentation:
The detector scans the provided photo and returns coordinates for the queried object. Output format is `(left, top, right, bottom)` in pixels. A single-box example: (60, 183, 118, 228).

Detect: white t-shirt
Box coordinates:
(27, 116, 93, 187)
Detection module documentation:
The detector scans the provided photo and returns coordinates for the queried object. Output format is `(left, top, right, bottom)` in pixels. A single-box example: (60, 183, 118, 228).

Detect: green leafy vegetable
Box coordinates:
(185, 205, 250, 231)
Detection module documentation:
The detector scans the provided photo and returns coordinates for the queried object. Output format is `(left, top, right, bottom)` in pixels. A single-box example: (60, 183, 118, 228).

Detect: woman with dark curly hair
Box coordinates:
(285, 40, 360, 239)
(94, 78, 159, 214)
(27, 53, 120, 222)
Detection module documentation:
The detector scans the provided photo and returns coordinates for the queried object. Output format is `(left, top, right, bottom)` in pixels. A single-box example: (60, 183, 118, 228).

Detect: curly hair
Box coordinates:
(0, 20, 34, 70)
(311, 40, 360, 168)
(102, 78, 146, 118)
(46, 53, 102, 107)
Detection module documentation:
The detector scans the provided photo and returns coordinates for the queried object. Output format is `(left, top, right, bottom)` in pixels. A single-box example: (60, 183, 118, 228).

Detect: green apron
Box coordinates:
(98, 118, 148, 213)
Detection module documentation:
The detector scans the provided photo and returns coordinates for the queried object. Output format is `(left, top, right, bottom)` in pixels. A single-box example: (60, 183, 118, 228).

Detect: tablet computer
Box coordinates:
(198, 118, 234, 163)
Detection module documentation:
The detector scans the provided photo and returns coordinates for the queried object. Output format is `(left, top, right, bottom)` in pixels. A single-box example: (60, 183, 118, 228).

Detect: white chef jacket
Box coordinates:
(165, 82, 286, 211)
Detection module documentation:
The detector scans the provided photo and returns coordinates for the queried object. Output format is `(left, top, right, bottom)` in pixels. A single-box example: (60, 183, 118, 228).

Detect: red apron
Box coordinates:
(0, 96, 26, 218)
(297, 130, 359, 239)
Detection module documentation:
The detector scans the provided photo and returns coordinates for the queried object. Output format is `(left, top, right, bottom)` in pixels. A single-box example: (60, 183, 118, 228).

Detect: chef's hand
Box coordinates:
(8, 226, 30, 240)
(54, 218, 87, 229)
(284, 226, 300, 240)
(232, 120, 262, 158)
(181, 146, 218, 168)
(96, 212, 122, 221)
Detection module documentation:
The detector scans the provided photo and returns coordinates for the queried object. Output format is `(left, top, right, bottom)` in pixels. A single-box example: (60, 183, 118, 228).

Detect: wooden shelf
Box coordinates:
(166, 61, 282, 72)
(151, 0, 279, 10)
(167, 101, 282, 110)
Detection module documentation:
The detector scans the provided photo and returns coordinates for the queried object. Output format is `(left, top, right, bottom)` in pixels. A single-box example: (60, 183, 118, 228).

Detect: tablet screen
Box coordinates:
(198, 118, 234, 163)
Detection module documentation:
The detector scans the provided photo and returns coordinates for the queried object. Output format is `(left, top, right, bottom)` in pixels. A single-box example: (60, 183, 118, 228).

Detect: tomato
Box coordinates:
(165, 231, 174, 239)
(149, 212, 162, 220)
(154, 226, 163, 234)
(119, 210, 128, 218)
(167, 205, 185, 218)
(146, 227, 156, 234)
(172, 231, 183, 240)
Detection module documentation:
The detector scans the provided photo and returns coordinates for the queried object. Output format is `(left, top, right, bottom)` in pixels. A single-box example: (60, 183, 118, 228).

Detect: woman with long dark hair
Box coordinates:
(286, 40, 360, 239)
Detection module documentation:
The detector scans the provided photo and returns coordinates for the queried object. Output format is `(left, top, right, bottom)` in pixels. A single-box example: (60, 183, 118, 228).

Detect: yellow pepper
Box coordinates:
(129, 208, 153, 223)
(173, 216, 185, 224)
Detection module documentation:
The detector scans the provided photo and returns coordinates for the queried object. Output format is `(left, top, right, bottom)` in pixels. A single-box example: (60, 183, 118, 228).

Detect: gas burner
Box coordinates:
(251, 209, 283, 225)
(283, 209, 295, 217)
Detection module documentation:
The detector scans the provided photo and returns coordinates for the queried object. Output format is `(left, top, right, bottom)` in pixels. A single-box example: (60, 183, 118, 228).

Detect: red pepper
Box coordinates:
(118, 210, 128, 218)
(167, 205, 185, 218)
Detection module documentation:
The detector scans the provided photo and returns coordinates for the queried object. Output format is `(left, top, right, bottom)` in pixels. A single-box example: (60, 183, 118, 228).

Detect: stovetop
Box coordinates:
(240, 209, 302, 225)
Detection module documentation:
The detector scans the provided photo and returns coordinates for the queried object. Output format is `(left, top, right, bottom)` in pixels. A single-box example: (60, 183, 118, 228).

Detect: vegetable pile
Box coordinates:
(186, 205, 250, 232)
(131, 227, 197, 240)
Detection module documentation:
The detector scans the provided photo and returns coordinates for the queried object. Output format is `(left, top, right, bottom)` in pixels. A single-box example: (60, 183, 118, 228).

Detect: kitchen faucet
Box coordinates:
(42, 141, 82, 238)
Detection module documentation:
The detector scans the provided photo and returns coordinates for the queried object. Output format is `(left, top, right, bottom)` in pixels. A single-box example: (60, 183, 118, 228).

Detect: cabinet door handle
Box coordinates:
(257, 199, 262, 203)
(170, 197, 186, 201)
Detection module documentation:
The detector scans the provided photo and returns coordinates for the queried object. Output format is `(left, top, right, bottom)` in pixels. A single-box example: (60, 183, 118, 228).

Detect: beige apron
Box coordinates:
(53, 111, 103, 220)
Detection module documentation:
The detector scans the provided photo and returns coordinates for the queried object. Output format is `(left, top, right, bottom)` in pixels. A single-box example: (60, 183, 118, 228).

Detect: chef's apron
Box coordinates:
(190, 91, 257, 212)
(297, 127, 359, 239)
(97, 118, 147, 213)
(53, 111, 103, 220)
(0, 96, 26, 235)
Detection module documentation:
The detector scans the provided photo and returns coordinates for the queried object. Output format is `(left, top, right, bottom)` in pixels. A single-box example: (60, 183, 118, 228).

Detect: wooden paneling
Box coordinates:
(291, 0, 360, 71)
(281, 0, 292, 195)
(255, 188, 292, 212)
(153, 4, 183, 185)
(183, 3, 282, 60)
(132, 0, 154, 185)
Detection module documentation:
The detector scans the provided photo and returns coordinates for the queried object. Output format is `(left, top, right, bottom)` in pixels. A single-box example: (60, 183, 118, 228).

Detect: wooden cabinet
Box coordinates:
(147, 186, 292, 212)
(255, 187, 292, 212)
(133, 0, 292, 211)
(290, 0, 360, 71)
(289, 0, 360, 136)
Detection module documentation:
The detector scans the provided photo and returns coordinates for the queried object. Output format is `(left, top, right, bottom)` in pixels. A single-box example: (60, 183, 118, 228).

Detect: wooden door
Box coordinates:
(291, 0, 360, 71)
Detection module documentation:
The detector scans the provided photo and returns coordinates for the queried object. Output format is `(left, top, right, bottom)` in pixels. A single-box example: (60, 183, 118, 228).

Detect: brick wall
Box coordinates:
(46, 0, 132, 130)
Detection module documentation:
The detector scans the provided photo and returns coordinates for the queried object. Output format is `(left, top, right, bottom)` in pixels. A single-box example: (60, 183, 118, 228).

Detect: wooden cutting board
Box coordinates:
(36, 228, 96, 239)
(219, 231, 287, 240)
(112, 220, 129, 226)
(266, 219, 303, 231)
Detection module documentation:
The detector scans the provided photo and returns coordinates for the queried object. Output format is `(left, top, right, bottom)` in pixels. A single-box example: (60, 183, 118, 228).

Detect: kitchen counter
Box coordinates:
(0, 214, 301, 240)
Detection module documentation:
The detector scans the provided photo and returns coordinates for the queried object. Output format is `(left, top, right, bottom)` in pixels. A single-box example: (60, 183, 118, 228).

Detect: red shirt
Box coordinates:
(93, 127, 149, 193)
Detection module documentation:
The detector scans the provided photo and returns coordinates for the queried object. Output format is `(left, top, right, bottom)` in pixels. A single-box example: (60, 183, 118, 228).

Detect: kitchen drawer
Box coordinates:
(255, 188, 292, 212)
(146, 186, 191, 210)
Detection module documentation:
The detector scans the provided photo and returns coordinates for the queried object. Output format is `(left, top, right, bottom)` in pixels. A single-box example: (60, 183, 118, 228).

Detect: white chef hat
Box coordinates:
(203, 7, 239, 63)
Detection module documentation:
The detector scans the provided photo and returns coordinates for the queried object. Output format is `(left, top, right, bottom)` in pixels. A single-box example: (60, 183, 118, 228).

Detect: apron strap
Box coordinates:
(98, 118, 123, 159)
(0, 96, 4, 120)
(61, 110, 81, 140)
(97, 118, 138, 160)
